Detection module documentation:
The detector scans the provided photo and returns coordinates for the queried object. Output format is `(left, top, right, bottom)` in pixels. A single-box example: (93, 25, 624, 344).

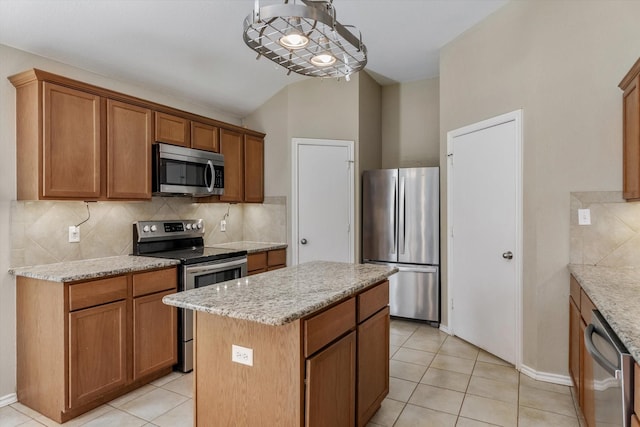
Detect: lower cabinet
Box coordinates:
(305, 331, 356, 427)
(69, 300, 127, 408)
(17, 267, 178, 423)
(247, 248, 287, 275)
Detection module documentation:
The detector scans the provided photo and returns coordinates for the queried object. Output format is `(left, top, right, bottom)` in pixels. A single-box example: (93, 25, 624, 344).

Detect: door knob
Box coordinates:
(300, 238, 308, 245)
(502, 251, 513, 260)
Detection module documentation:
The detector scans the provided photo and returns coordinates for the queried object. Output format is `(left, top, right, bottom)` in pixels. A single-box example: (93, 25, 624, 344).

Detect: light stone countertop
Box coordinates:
(9, 255, 180, 282)
(568, 264, 640, 363)
(163, 261, 398, 326)
(208, 241, 287, 253)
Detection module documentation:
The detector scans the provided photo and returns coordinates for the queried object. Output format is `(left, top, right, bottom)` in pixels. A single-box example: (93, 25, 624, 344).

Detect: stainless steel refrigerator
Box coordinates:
(362, 167, 440, 324)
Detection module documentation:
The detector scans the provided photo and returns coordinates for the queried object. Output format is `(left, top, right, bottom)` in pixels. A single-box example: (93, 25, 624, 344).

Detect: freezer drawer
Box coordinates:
(367, 262, 439, 323)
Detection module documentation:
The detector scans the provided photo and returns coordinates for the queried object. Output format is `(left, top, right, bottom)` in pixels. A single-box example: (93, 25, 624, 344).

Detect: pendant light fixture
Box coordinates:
(243, 0, 367, 79)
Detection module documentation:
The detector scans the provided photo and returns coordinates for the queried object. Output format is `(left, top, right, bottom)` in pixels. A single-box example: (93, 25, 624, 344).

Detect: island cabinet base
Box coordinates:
(193, 279, 390, 427)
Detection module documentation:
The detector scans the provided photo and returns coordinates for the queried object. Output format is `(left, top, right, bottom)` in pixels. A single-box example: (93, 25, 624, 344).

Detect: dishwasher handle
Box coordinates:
(584, 323, 618, 376)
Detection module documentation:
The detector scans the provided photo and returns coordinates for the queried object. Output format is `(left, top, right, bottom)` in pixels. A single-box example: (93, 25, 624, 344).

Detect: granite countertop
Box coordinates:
(163, 261, 397, 326)
(209, 241, 287, 253)
(568, 264, 640, 363)
(9, 255, 180, 282)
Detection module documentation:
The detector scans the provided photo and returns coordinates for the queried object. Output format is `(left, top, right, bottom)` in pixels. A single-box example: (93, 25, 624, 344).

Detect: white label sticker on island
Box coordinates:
(232, 344, 254, 366)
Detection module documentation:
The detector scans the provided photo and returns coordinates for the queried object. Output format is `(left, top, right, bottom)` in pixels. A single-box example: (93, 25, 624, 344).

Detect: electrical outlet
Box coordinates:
(578, 208, 591, 225)
(220, 220, 226, 232)
(231, 344, 253, 366)
(68, 226, 80, 243)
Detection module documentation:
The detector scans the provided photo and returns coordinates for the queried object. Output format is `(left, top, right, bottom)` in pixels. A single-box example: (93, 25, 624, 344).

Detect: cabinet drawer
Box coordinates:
(133, 267, 178, 297)
(570, 275, 581, 308)
(267, 249, 286, 267)
(304, 298, 355, 357)
(580, 289, 596, 324)
(69, 276, 128, 311)
(248, 252, 267, 272)
(358, 281, 389, 323)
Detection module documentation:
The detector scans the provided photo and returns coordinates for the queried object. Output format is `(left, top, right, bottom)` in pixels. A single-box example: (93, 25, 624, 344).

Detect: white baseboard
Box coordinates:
(0, 393, 17, 407)
(439, 324, 452, 335)
(520, 364, 573, 386)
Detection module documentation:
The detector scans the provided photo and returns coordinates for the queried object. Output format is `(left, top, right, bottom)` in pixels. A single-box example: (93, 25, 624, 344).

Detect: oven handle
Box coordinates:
(584, 323, 618, 376)
(185, 257, 247, 275)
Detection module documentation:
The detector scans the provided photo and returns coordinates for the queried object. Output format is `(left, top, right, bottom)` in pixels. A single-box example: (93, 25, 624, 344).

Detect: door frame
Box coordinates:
(291, 138, 355, 265)
(446, 109, 523, 369)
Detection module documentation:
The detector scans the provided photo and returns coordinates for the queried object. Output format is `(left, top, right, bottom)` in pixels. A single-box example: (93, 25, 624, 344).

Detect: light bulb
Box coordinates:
(311, 36, 336, 67)
(279, 17, 309, 49)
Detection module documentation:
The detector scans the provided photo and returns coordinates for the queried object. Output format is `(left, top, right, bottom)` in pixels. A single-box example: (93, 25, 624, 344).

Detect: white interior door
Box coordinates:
(292, 139, 354, 265)
(447, 111, 522, 366)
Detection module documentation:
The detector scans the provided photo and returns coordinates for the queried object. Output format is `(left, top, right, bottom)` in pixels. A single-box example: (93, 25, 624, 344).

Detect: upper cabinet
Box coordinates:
(620, 58, 640, 201)
(155, 112, 190, 147)
(9, 69, 265, 201)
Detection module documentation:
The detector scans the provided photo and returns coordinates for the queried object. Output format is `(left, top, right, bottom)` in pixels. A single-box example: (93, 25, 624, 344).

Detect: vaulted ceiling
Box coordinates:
(0, 0, 508, 118)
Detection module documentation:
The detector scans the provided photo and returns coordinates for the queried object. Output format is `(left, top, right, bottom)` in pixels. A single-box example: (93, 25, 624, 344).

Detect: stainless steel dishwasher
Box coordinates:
(584, 310, 633, 427)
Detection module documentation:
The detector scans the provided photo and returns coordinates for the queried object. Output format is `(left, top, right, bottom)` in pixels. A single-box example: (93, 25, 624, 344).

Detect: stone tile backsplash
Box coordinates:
(570, 191, 640, 267)
(11, 197, 286, 267)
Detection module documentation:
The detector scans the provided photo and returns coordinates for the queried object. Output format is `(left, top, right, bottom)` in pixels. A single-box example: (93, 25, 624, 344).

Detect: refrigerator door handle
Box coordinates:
(392, 176, 397, 254)
(399, 176, 406, 254)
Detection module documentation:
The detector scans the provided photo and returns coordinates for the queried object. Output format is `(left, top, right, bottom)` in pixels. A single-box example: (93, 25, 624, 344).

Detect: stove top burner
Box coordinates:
(143, 247, 247, 265)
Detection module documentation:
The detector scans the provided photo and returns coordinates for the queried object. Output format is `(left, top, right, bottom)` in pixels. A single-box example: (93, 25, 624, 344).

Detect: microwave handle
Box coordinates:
(204, 160, 214, 193)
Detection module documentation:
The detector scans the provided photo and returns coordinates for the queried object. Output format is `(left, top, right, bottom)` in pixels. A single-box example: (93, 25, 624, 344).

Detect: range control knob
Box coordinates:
(150, 225, 157, 232)
(186, 223, 192, 230)
(142, 225, 150, 233)
(196, 223, 202, 230)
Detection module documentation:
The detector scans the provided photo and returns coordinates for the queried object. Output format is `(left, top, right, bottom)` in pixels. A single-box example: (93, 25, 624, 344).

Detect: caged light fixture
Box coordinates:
(242, 0, 367, 80)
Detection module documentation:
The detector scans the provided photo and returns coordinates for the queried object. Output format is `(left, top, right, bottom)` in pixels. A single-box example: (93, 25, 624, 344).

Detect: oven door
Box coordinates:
(179, 256, 247, 372)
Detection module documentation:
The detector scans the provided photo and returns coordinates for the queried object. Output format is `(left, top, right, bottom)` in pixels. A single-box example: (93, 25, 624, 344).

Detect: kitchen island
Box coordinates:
(163, 261, 397, 427)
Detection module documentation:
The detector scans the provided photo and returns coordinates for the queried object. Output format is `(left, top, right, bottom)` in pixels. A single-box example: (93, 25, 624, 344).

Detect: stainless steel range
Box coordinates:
(133, 219, 247, 372)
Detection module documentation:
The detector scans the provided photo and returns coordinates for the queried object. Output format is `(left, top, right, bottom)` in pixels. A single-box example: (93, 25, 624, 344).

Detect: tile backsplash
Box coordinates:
(570, 191, 640, 267)
(11, 196, 287, 267)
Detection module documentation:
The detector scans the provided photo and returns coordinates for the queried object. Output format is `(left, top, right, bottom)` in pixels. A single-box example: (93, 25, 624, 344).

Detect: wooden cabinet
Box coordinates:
(219, 128, 244, 202)
(42, 82, 102, 199)
(569, 275, 599, 427)
(248, 248, 287, 275)
(193, 279, 389, 426)
(305, 331, 356, 427)
(10, 69, 265, 201)
(16, 267, 177, 423)
(107, 100, 153, 199)
(620, 58, 640, 200)
(244, 134, 264, 202)
(191, 121, 219, 152)
(155, 112, 190, 147)
(69, 300, 127, 408)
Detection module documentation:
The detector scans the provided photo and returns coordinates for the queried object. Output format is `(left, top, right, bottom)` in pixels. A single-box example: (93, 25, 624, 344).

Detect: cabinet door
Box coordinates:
(219, 128, 244, 202)
(305, 331, 356, 427)
(569, 299, 580, 400)
(247, 251, 267, 276)
(133, 290, 177, 380)
(357, 307, 389, 427)
(581, 318, 596, 427)
(191, 121, 219, 152)
(69, 300, 126, 408)
(107, 100, 152, 199)
(155, 112, 190, 147)
(43, 82, 101, 198)
(623, 75, 640, 200)
(244, 134, 264, 203)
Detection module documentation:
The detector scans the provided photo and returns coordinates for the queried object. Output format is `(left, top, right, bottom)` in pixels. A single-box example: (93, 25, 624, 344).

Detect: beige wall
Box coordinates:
(243, 72, 382, 264)
(0, 43, 277, 400)
(382, 78, 440, 169)
(439, 0, 640, 375)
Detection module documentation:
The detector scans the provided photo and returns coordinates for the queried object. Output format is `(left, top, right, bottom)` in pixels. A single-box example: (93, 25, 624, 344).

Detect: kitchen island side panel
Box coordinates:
(194, 313, 303, 427)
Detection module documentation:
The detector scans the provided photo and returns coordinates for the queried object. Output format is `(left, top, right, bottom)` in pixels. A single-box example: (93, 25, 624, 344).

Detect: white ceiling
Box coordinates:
(0, 0, 508, 118)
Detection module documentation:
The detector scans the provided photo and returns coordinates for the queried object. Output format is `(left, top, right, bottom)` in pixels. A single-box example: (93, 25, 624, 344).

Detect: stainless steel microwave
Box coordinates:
(152, 143, 224, 197)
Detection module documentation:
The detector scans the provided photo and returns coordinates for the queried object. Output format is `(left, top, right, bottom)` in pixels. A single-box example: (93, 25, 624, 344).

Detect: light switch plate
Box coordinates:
(578, 209, 591, 225)
(68, 226, 80, 243)
(220, 220, 226, 232)
(231, 344, 253, 366)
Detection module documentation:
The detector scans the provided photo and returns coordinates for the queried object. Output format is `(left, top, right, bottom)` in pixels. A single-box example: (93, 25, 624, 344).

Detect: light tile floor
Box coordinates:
(1, 318, 585, 427)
